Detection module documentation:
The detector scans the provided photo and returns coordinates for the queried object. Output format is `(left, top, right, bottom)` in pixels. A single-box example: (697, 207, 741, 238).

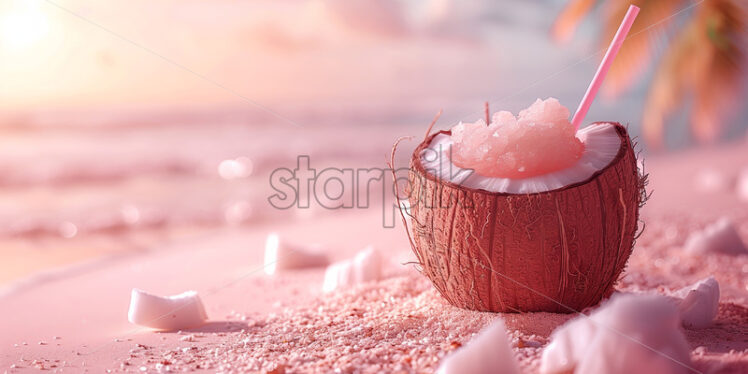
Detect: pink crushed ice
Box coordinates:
(684, 217, 748, 256)
(540, 294, 692, 374)
(436, 318, 520, 374)
(127, 289, 208, 331)
(450, 98, 584, 178)
(263, 233, 329, 275)
(674, 276, 720, 329)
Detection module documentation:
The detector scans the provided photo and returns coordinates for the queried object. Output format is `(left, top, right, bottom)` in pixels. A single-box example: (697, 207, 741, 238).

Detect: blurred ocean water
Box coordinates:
(0, 0, 745, 274)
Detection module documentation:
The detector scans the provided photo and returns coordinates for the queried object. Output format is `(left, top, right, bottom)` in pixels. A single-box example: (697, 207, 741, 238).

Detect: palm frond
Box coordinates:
(642, 19, 699, 147)
(643, 0, 747, 145)
(551, 0, 598, 43)
(689, 0, 746, 142)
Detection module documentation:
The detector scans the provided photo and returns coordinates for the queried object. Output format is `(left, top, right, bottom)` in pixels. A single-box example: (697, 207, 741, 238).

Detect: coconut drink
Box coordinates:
(405, 99, 644, 313)
(398, 6, 644, 313)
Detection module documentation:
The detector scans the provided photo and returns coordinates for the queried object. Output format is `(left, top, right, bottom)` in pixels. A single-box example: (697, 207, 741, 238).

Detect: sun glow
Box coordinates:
(0, 2, 50, 49)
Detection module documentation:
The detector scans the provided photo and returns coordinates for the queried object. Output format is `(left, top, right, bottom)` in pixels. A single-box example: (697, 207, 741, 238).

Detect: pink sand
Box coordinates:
(1, 142, 748, 373)
(451, 98, 584, 178)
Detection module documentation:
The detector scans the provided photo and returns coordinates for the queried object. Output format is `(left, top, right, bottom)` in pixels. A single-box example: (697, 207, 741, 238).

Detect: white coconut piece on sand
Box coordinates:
(674, 277, 720, 329)
(694, 169, 730, 193)
(737, 168, 748, 202)
(264, 233, 330, 275)
(128, 289, 208, 331)
(436, 318, 520, 374)
(322, 246, 382, 293)
(684, 217, 748, 256)
(540, 294, 692, 374)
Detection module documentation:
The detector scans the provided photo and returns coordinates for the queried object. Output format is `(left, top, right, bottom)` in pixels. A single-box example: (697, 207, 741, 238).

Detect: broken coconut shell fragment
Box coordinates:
(405, 122, 645, 313)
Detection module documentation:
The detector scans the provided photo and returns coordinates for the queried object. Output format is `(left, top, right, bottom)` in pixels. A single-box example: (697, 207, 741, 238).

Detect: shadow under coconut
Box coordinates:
(177, 321, 249, 333)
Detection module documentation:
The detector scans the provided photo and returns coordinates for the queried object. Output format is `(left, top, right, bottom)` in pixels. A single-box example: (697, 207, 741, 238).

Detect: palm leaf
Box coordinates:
(551, 0, 598, 43)
(689, 0, 746, 142)
(643, 0, 746, 145)
(642, 20, 699, 147)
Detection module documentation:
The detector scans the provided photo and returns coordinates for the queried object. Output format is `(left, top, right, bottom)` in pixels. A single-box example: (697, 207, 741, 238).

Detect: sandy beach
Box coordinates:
(1, 136, 746, 373)
(1, 1, 747, 372)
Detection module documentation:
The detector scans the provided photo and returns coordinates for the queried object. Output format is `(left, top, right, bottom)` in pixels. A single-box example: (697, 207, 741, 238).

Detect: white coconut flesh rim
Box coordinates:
(420, 123, 622, 194)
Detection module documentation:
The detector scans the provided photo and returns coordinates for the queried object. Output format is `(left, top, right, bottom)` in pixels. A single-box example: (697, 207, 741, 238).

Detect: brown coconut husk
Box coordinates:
(401, 122, 647, 313)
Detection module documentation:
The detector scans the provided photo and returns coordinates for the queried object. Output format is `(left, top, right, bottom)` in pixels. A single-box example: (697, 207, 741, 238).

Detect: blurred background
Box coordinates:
(0, 0, 746, 284)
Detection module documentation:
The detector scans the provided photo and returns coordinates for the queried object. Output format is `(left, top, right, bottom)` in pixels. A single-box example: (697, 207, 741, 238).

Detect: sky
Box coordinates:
(0, 0, 598, 110)
(0, 0, 745, 145)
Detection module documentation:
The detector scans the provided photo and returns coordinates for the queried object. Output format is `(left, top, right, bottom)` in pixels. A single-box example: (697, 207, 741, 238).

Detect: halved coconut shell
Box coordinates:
(406, 122, 644, 313)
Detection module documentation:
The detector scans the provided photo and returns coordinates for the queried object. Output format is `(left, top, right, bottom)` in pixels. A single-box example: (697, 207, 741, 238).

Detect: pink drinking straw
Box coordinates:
(571, 5, 640, 130)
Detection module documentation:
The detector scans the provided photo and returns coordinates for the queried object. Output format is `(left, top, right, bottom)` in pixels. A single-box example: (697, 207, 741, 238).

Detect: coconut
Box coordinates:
(128, 289, 208, 331)
(322, 246, 383, 293)
(737, 168, 748, 202)
(263, 233, 330, 275)
(403, 122, 645, 313)
(539, 294, 692, 374)
(683, 217, 748, 256)
(436, 318, 520, 374)
(673, 276, 720, 329)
